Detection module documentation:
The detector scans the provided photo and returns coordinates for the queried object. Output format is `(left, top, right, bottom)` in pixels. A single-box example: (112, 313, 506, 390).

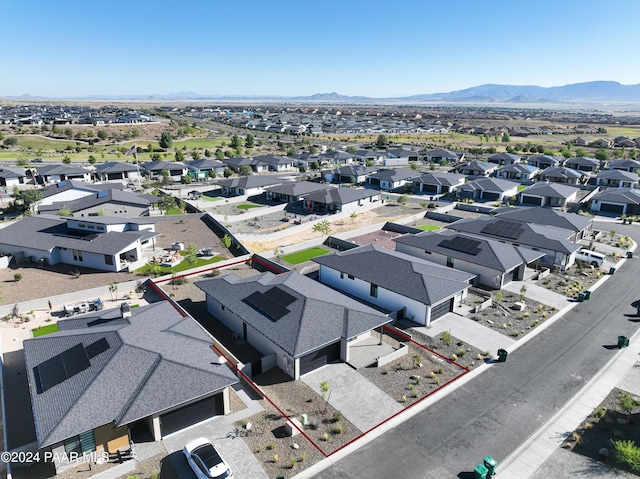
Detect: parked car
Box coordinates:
(575, 248, 605, 267)
(183, 437, 233, 479)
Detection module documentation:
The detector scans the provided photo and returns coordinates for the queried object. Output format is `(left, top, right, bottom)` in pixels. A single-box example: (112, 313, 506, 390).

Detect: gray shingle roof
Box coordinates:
(141, 161, 186, 172)
(457, 177, 519, 193)
(24, 302, 238, 447)
(495, 206, 592, 233)
(187, 159, 225, 171)
(195, 271, 390, 357)
(0, 215, 148, 255)
(303, 187, 379, 205)
(446, 216, 580, 254)
(215, 175, 282, 189)
(0, 167, 26, 179)
(312, 244, 474, 305)
(538, 167, 584, 180)
(95, 162, 139, 173)
(592, 187, 640, 205)
(321, 165, 378, 177)
(412, 172, 465, 186)
(265, 181, 332, 197)
(370, 169, 420, 182)
(39, 189, 159, 214)
(393, 231, 544, 271)
(36, 164, 90, 176)
(39, 179, 122, 199)
(495, 164, 538, 174)
(596, 169, 638, 181)
(520, 181, 580, 199)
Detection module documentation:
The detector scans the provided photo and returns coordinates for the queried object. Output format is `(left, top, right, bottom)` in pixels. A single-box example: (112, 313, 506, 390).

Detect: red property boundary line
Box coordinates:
(148, 254, 472, 458)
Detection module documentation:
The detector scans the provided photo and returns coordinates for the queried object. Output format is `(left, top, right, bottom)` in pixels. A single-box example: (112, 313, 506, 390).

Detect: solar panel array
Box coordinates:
(243, 286, 297, 322)
(480, 219, 525, 240)
(438, 236, 482, 256)
(33, 339, 111, 393)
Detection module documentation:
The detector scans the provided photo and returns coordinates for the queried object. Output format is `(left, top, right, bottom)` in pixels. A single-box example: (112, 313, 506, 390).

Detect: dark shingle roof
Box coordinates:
(596, 170, 638, 181)
(312, 244, 474, 305)
(538, 167, 584, 180)
(303, 187, 379, 205)
(215, 175, 282, 189)
(195, 271, 390, 357)
(592, 187, 640, 205)
(394, 231, 543, 271)
(495, 206, 592, 233)
(412, 172, 465, 186)
(95, 162, 139, 173)
(24, 302, 238, 447)
(39, 180, 122, 199)
(370, 169, 420, 182)
(39, 189, 159, 214)
(520, 181, 580, 199)
(265, 181, 332, 197)
(36, 164, 90, 176)
(457, 177, 519, 193)
(495, 164, 538, 174)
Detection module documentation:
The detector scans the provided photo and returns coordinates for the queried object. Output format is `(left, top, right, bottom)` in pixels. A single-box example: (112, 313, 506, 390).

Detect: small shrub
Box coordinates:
(441, 330, 452, 346)
(333, 423, 343, 434)
(477, 353, 483, 361)
(273, 454, 279, 463)
(13, 273, 22, 282)
(299, 454, 306, 462)
(436, 366, 443, 374)
(457, 348, 466, 357)
(322, 432, 329, 442)
(429, 371, 436, 379)
(451, 353, 458, 361)
(266, 443, 275, 450)
(290, 459, 297, 469)
(401, 394, 407, 403)
(594, 407, 607, 419)
(612, 439, 640, 471)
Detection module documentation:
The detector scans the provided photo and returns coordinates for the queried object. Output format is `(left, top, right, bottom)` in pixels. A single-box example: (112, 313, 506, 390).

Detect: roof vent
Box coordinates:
(120, 302, 131, 319)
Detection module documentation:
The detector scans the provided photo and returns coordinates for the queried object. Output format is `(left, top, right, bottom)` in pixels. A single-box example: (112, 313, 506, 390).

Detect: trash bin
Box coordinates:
(627, 251, 633, 259)
(497, 349, 508, 362)
(483, 456, 498, 477)
(609, 267, 616, 275)
(583, 291, 591, 300)
(577, 292, 585, 302)
(618, 336, 630, 349)
(474, 464, 488, 479)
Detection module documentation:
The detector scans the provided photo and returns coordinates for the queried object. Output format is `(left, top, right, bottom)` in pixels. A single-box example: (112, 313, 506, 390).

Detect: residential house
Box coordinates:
(393, 231, 544, 289)
(411, 172, 466, 195)
(589, 138, 613, 149)
(614, 136, 637, 148)
(0, 215, 159, 271)
(590, 188, 640, 216)
(23, 301, 238, 472)
(519, 181, 580, 207)
(385, 149, 420, 166)
(0, 167, 27, 187)
(253, 154, 296, 171)
(215, 175, 283, 197)
(196, 271, 390, 379)
(320, 151, 358, 166)
(94, 162, 141, 182)
(312, 244, 474, 326)
(321, 165, 378, 184)
(35, 164, 91, 184)
(224, 157, 268, 174)
(571, 137, 589, 147)
(452, 160, 496, 177)
(595, 170, 638, 189)
(456, 177, 519, 201)
(265, 181, 333, 203)
(494, 164, 538, 181)
(422, 148, 461, 164)
(525, 155, 561, 170)
(563, 157, 599, 173)
(38, 180, 125, 212)
(292, 153, 324, 169)
(609, 159, 640, 173)
(353, 149, 385, 165)
(368, 169, 421, 190)
(38, 189, 160, 217)
(486, 152, 522, 166)
(494, 206, 593, 241)
(303, 187, 380, 213)
(141, 161, 188, 180)
(445, 216, 581, 270)
(186, 159, 227, 180)
(538, 166, 586, 185)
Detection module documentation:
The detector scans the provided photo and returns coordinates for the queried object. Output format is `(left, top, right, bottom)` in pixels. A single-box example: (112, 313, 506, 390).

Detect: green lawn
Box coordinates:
(32, 323, 59, 337)
(173, 138, 230, 149)
(283, 247, 330, 265)
(202, 195, 223, 202)
(135, 255, 224, 275)
(417, 224, 441, 231)
(165, 207, 185, 215)
(517, 185, 527, 192)
(236, 204, 263, 210)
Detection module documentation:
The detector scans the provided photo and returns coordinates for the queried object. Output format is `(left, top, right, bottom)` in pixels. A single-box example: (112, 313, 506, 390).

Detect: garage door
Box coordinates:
(159, 393, 223, 437)
(599, 203, 624, 214)
(300, 342, 341, 376)
(422, 184, 438, 193)
(430, 298, 454, 322)
(521, 195, 543, 205)
(481, 192, 500, 200)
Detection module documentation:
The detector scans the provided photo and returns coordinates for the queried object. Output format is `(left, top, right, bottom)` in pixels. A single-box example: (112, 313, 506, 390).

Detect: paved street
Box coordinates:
(306, 221, 640, 479)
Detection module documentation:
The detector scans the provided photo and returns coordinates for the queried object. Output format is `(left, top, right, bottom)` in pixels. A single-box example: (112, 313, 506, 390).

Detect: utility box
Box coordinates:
(618, 336, 630, 349)
(609, 267, 616, 275)
(577, 292, 585, 302)
(583, 291, 591, 300)
(627, 251, 633, 259)
(497, 349, 508, 362)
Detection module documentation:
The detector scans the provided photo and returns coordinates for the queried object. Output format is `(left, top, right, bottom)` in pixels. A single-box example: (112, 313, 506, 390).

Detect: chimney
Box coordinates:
(120, 302, 131, 319)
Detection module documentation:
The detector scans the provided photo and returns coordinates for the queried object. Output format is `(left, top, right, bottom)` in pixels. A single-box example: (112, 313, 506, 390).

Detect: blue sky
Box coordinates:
(1, 0, 639, 98)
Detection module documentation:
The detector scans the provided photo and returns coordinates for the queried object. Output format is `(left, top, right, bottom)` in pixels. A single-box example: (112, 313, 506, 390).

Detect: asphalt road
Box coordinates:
(314, 221, 640, 479)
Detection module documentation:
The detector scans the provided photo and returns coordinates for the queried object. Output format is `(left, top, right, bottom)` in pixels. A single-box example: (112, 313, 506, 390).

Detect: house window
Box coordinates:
(73, 250, 83, 262)
(104, 255, 114, 265)
(446, 257, 454, 268)
(63, 430, 96, 455)
(370, 284, 378, 298)
(340, 272, 344, 279)
(347, 274, 355, 280)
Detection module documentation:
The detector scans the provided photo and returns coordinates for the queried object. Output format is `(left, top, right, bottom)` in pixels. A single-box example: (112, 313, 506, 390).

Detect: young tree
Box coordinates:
(3, 137, 18, 147)
(245, 134, 255, 148)
(21, 190, 43, 212)
(375, 134, 389, 149)
(88, 155, 97, 164)
(57, 206, 73, 217)
(312, 220, 331, 235)
(501, 132, 511, 142)
(223, 168, 233, 178)
(238, 165, 253, 176)
(230, 134, 242, 149)
(221, 234, 232, 249)
(159, 131, 173, 148)
(191, 150, 200, 160)
(595, 149, 610, 162)
(175, 150, 185, 162)
(215, 149, 225, 160)
(184, 243, 198, 267)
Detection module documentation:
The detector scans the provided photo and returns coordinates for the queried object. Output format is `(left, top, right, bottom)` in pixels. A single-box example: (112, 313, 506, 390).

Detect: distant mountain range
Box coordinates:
(3, 81, 640, 103)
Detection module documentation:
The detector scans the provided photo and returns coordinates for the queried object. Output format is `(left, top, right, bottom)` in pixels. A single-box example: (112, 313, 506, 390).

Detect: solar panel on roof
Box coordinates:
(57, 180, 67, 188)
(61, 343, 91, 377)
(85, 338, 110, 359)
(438, 236, 482, 256)
(266, 286, 296, 307)
(481, 219, 524, 240)
(244, 291, 290, 321)
(97, 190, 108, 198)
(34, 354, 66, 393)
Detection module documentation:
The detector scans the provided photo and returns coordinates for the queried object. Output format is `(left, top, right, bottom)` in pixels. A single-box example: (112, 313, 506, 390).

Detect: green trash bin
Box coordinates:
(577, 292, 585, 302)
(583, 290, 591, 300)
(483, 456, 498, 476)
(497, 349, 508, 362)
(618, 336, 630, 349)
(474, 463, 488, 479)
(627, 251, 633, 259)
(609, 267, 616, 275)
